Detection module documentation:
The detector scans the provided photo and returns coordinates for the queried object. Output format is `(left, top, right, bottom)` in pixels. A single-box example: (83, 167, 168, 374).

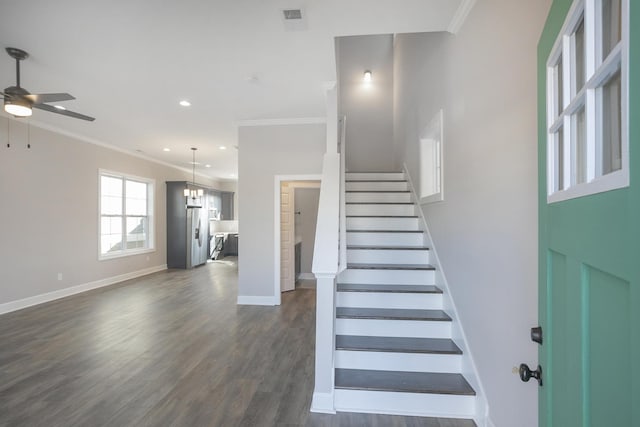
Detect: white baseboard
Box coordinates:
(236, 295, 278, 306)
(310, 391, 336, 414)
(297, 273, 316, 280)
(0, 264, 167, 315)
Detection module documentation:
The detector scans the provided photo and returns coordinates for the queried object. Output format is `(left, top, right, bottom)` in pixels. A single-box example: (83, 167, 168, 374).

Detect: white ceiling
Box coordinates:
(0, 0, 464, 181)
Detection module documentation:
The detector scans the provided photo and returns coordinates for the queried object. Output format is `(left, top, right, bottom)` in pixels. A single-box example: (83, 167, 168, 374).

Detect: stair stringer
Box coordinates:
(403, 163, 490, 427)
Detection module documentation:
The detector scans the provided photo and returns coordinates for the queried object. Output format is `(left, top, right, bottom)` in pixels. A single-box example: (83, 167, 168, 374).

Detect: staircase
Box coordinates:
(333, 172, 476, 418)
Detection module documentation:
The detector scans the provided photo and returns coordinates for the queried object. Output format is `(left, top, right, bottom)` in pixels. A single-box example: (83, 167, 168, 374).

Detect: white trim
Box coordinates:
(447, 0, 477, 34)
(310, 391, 336, 414)
(297, 272, 316, 280)
(2, 117, 214, 181)
(236, 295, 279, 306)
(0, 264, 167, 315)
(236, 117, 327, 127)
(404, 163, 489, 423)
(273, 174, 323, 306)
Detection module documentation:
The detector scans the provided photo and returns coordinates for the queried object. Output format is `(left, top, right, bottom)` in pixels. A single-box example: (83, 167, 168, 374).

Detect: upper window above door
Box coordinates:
(546, 0, 629, 203)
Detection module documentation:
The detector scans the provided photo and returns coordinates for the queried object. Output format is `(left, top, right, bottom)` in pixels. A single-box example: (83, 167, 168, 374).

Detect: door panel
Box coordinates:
(587, 266, 632, 427)
(539, 1, 638, 426)
(281, 184, 295, 292)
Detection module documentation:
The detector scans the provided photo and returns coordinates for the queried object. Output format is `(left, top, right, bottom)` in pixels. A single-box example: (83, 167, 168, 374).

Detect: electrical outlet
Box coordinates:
(57, 273, 63, 281)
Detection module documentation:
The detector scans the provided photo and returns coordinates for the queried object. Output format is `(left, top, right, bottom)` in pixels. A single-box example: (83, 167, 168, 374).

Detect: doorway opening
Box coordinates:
(273, 176, 321, 303)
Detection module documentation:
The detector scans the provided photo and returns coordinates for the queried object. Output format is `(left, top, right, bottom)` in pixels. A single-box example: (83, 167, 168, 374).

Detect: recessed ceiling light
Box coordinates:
(219, 146, 227, 150)
(54, 105, 66, 110)
(179, 100, 191, 107)
(205, 164, 211, 168)
(163, 148, 170, 152)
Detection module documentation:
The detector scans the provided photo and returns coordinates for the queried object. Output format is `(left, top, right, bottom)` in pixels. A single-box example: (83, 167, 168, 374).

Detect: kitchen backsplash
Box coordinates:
(210, 220, 238, 233)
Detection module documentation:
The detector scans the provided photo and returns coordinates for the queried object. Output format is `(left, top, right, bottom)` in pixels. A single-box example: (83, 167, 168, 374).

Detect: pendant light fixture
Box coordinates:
(184, 147, 204, 199)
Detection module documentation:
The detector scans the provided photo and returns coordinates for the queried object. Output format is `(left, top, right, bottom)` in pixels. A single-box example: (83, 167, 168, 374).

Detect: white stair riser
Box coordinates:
(339, 269, 434, 285)
(346, 204, 415, 216)
(346, 192, 412, 203)
(347, 232, 424, 247)
(334, 389, 475, 418)
(336, 292, 442, 309)
(346, 173, 405, 181)
(335, 350, 462, 373)
(346, 181, 408, 191)
(347, 249, 429, 265)
(346, 217, 420, 231)
(336, 318, 451, 339)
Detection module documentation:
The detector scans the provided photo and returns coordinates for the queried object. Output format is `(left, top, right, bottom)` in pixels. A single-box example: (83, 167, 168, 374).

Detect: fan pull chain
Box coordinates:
(27, 122, 31, 149)
(6, 118, 10, 148)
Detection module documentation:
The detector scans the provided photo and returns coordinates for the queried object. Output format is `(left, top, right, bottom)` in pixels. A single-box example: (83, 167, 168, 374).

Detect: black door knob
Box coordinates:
(519, 363, 543, 386)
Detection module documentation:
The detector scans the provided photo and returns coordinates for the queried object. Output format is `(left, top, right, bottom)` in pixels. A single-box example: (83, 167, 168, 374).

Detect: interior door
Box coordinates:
(280, 183, 295, 292)
(538, 1, 638, 426)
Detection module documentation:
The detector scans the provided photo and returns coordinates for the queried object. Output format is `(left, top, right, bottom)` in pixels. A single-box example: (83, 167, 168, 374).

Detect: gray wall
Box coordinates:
(237, 123, 325, 300)
(393, 0, 550, 425)
(337, 34, 395, 172)
(0, 119, 221, 307)
(294, 188, 320, 275)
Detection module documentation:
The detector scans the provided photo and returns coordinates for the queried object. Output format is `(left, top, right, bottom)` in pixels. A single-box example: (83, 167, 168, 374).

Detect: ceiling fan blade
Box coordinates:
(25, 93, 75, 104)
(33, 103, 95, 121)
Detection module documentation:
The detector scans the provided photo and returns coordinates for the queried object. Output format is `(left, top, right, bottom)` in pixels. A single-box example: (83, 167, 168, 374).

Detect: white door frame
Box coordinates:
(273, 174, 322, 305)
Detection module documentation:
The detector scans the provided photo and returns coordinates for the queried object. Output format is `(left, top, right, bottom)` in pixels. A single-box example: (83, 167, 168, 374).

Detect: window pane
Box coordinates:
(575, 108, 587, 184)
(555, 129, 565, 192)
(126, 217, 148, 249)
(555, 58, 564, 116)
(101, 176, 122, 197)
(602, 71, 622, 175)
(602, 0, 622, 59)
(101, 176, 122, 215)
(574, 19, 586, 92)
(126, 180, 148, 216)
(100, 222, 122, 254)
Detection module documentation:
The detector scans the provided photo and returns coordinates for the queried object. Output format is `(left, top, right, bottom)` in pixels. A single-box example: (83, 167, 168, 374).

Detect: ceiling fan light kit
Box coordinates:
(4, 97, 32, 117)
(1, 47, 95, 121)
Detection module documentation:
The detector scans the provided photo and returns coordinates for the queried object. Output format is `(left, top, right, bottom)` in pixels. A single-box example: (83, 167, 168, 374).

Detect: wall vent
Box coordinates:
(283, 9, 302, 20)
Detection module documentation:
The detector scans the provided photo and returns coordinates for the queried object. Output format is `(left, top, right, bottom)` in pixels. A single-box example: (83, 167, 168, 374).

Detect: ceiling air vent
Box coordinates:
(283, 9, 302, 20)
(281, 7, 307, 31)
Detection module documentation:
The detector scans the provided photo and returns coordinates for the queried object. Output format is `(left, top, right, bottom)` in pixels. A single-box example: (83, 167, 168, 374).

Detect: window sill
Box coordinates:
(99, 247, 156, 261)
(547, 169, 629, 204)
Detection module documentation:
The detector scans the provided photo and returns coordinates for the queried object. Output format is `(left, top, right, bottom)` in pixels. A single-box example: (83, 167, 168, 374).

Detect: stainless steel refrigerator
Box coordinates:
(166, 181, 209, 269)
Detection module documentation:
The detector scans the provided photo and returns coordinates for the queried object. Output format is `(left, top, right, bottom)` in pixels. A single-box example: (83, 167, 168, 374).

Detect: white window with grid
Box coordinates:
(99, 170, 155, 259)
(546, 0, 629, 203)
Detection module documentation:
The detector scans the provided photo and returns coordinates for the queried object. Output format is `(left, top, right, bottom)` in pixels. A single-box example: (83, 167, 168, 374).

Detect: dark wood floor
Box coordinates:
(0, 259, 476, 427)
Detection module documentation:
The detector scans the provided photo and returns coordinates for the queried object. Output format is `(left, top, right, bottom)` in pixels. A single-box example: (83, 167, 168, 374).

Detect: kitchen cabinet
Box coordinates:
(208, 191, 234, 220)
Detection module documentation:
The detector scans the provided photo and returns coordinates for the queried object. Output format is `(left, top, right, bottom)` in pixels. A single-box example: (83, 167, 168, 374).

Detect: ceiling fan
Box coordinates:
(1, 47, 95, 121)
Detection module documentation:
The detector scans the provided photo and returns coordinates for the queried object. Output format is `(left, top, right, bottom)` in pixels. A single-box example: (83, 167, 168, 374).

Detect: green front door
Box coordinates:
(538, 1, 639, 426)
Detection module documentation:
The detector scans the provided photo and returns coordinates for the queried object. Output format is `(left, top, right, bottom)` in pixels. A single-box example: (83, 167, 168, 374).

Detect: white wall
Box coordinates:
(294, 187, 320, 275)
(337, 34, 395, 172)
(0, 119, 221, 309)
(237, 123, 325, 302)
(393, 0, 551, 425)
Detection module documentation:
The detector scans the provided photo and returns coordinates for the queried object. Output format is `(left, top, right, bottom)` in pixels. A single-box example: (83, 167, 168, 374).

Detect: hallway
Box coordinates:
(0, 261, 475, 426)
